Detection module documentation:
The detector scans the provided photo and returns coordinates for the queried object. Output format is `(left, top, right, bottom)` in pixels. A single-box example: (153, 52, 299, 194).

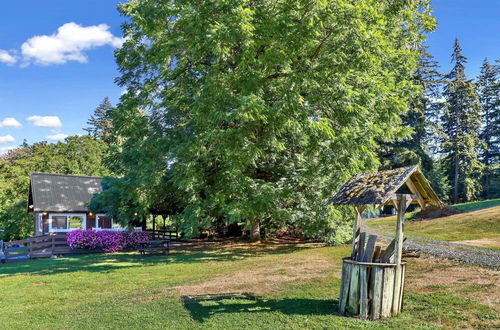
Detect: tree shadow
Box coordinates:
(182, 293, 339, 323)
(0, 242, 311, 277)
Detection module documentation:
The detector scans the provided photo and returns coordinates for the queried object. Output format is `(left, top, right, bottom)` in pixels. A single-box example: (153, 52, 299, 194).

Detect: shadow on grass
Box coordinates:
(0, 243, 309, 277)
(182, 293, 339, 322)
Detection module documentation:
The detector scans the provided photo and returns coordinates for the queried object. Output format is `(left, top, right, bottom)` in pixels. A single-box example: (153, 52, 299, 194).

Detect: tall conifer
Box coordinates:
(477, 58, 500, 198)
(441, 39, 483, 203)
(85, 97, 115, 144)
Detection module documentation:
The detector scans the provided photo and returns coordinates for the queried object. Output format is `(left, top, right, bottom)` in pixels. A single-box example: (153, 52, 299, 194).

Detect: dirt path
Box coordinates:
(361, 219, 500, 269)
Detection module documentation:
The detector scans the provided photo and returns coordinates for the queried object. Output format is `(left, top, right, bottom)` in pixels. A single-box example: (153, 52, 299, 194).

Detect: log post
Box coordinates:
(351, 206, 363, 259)
(392, 195, 406, 315)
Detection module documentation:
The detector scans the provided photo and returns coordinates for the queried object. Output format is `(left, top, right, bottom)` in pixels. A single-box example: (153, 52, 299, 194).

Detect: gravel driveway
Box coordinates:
(361, 219, 500, 269)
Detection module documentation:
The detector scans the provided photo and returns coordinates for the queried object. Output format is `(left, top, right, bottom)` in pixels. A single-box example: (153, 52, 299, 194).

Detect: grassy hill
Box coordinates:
(367, 199, 500, 250)
(0, 241, 498, 329)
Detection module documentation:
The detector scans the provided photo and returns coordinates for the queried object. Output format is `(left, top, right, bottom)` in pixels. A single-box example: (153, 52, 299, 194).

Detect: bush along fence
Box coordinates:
(67, 230, 151, 253)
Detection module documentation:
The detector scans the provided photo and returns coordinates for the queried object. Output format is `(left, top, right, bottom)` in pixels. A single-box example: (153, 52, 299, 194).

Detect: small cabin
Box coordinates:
(28, 173, 122, 236)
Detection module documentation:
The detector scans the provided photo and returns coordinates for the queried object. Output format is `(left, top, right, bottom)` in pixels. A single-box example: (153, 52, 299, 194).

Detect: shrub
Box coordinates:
(67, 230, 151, 252)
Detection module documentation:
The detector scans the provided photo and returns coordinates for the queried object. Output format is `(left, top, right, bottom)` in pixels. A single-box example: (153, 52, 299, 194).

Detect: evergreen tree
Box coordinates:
(477, 58, 500, 198)
(84, 97, 115, 144)
(441, 39, 483, 203)
(379, 47, 443, 178)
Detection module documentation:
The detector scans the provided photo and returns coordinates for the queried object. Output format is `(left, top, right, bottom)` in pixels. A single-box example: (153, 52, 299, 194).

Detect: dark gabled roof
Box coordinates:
(326, 165, 443, 207)
(29, 173, 103, 212)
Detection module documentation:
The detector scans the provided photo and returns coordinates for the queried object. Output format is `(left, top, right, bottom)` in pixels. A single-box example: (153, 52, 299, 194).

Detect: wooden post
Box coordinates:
(351, 206, 363, 259)
(392, 195, 406, 315)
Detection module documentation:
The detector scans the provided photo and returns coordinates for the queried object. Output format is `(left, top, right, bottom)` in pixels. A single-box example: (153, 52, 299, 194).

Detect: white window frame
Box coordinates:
(48, 213, 87, 232)
(37, 213, 43, 234)
(94, 214, 123, 231)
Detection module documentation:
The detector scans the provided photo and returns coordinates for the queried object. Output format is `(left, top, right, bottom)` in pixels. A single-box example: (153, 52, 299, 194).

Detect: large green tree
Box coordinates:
(477, 58, 500, 198)
(113, 0, 435, 241)
(441, 39, 483, 203)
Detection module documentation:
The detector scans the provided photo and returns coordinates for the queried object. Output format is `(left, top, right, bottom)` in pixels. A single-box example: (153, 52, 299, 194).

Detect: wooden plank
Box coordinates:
(359, 265, 368, 319)
(392, 195, 407, 315)
(362, 235, 377, 262)
(372, 246, 382, 263)
(351, 206, 362, 259)
(347, 263, 360, 315)
(397, 264, 406, 313)
(405, 177, 425, 208)
(339, 262, 351, 314)
(371, 266, 383, 319)
(381, 238, 407, 263)
(381, 267, 395, 318)
(356, 232, 366, 261)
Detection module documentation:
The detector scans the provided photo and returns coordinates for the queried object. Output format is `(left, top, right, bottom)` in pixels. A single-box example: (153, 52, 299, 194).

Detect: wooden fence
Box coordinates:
(146, 229, 180, 241)
(5, 233, 72, 259)
(3, 230, 180, 260)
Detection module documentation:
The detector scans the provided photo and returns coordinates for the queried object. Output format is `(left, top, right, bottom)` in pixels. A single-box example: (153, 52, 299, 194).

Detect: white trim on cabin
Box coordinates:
(37, 213, 43, 234)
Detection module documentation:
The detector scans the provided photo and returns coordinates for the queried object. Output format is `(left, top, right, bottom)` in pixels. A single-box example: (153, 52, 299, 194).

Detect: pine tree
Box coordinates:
(441, 39, 483, 203)
(84, 97, 114, 144)
(378, 47, 445, 195)
(477, 58, 500, 198)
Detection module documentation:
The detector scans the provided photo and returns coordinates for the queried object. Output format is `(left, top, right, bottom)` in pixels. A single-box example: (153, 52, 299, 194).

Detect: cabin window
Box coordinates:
(69, 216, 84, 229)
(49, 214, 86, 232)
(95, 214, 119, 230)
(52, 216, 68, 230)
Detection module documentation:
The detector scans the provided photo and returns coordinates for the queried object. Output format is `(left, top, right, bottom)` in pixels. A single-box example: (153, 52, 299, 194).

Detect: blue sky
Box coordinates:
(0, 0, 499, 154)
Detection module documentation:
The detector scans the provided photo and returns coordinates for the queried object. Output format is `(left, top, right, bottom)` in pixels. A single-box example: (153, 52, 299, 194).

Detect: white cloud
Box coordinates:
(0, 117, 22, 129)
(0, 146, 15, 155)
(0, 134, 15, 144)
(21, 22, 124, 66)
(0, 50, 17, 65)
(26, 115, 62, 128)
(45, 133, 68, 141)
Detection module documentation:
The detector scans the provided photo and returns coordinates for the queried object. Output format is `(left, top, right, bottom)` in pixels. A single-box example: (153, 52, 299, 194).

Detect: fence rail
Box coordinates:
(146, 229, 179, 241)
(4, 233, 70, 259)
(4, 229, 181, 260)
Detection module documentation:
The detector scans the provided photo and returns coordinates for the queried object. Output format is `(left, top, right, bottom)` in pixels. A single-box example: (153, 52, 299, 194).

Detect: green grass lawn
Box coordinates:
(367, 200, 500, 249)
(452, 198, 500, 212)
(0, 241, 498, 329)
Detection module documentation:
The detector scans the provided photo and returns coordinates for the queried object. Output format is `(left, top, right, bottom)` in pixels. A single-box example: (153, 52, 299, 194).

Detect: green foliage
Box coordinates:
(378, 46, 448, 198)
(0, 136, 111, 240)
(111, 0, 435, 240)
(441, 39, 484, 203)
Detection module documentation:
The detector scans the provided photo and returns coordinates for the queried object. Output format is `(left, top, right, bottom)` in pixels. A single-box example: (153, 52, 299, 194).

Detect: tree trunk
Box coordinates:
(453, 152, 459, 204)
(250, 218, 261, 242)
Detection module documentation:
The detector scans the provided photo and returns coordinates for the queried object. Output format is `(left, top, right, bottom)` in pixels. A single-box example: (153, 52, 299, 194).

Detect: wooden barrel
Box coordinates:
(338, 257, 406, 319)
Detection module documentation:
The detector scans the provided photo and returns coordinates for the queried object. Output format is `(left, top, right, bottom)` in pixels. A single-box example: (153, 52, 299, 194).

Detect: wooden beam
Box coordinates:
(351, 205, 365, 259)
(392, 195, 406, 314)
(405, 177, 425, 209)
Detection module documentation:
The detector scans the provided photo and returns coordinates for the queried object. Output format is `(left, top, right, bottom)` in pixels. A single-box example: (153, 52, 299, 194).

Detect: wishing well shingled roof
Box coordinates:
(326, 165, 442, 207)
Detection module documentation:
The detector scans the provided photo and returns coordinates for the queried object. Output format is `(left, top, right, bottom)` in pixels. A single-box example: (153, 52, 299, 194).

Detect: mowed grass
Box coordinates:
(0, 241, 498, 329)
(367, 200, 500, 249)
(452, 198, 500, 212)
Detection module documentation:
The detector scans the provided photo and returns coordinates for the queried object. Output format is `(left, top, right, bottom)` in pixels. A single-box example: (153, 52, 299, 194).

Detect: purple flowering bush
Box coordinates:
(67, 230, 151, 252)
